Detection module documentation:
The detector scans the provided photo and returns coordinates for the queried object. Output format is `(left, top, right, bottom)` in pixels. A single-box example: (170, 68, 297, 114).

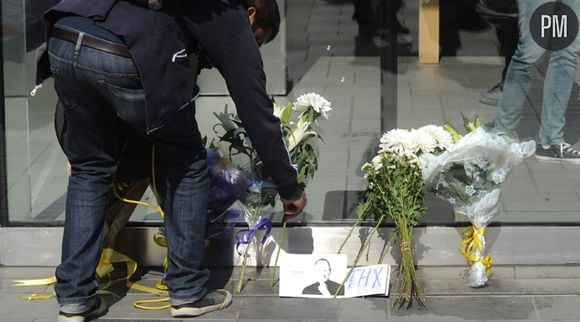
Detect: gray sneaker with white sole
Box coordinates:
(171, 289, 232, 318)
(535, 143, 580, 164)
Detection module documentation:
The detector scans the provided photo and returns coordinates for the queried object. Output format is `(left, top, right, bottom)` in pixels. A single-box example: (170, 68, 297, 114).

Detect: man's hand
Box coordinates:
(281, 191, 307, 219)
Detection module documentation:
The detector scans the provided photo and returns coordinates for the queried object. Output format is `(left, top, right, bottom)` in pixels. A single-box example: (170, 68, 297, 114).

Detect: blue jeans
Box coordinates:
(48, 34, 209, 313)
(494, 0, 580, 146)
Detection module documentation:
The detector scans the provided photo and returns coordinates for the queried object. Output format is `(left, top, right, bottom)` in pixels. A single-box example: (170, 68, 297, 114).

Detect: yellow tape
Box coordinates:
(13, 276, 57, 287)
(133, 297, 171, 310)
(19, 292, 56, 301)
(113, 186, 164, 218)
(156, 279, 169, 291)
(127, 281, 168, 296)
(458, 225, 493, 277)
(15, 248, 140, 301)
(153, 233, 167, 247)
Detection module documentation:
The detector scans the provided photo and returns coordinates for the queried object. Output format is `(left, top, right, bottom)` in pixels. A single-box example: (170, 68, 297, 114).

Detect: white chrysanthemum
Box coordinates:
(361, 162, 372, 172)
(419, 125, 454, 151)
(293, 93, 332, 119)
(409, 129, 438, 154)
(371, 154, 384, 171)
(379, 129, 416, 156)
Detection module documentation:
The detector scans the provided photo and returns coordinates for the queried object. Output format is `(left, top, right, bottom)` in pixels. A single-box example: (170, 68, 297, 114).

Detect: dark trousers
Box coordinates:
(48, 33, 210, 311)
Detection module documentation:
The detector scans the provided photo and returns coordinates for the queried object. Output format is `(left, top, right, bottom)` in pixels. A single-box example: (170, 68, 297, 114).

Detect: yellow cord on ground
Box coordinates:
(133, 297, 171, 310)
(19, 292, 56, 301)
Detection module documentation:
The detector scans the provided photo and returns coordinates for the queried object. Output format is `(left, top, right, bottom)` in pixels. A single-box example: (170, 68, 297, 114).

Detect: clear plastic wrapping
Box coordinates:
(420, 127, 535, 287)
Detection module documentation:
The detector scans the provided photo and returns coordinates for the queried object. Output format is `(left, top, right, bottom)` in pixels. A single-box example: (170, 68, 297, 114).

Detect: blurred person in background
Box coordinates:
(440, 0, 489, 56)
(476, 0, 519, 106)
(494, 0, 580, 162)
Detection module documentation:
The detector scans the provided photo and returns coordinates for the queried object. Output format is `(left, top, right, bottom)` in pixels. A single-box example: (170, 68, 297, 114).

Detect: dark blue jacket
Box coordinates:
(37, 0, 301, 200)
(37, 0, 191, 134)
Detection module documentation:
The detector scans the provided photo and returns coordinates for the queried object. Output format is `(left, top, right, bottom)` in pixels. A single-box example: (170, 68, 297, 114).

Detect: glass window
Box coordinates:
(2, 0, 579, 226)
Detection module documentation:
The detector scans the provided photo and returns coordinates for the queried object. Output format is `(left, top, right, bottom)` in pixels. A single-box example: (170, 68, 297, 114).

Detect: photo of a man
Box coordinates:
(301, 258, 345, 296)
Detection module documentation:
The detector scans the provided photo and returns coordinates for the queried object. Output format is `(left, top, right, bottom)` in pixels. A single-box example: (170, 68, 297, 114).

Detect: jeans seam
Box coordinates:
(48, 51, 140, 78)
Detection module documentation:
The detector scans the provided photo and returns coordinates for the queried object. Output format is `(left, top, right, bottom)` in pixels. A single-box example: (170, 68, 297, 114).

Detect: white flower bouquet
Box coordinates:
(339, 125, 452, 309)
(211, 93, 331, 292)
(420, 117, 535, 287)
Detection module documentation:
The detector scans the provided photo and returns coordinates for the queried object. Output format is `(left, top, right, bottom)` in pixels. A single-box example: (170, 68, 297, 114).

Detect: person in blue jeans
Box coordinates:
(494, 0, 580, 163)
(36, 0, 307, 321)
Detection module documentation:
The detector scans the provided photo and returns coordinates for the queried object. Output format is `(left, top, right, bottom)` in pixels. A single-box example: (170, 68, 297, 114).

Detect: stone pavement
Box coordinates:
(2, 265, 580, 321)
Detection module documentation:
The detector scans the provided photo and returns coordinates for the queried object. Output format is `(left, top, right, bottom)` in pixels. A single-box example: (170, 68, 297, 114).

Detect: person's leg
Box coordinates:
(494, 0, 547, 133)
(49, 36, 119, 314)
(479, 27, 518, 106)
(129, 103, 231, 317)
(144, 103, 211, 303)
(499, 25, 519, 82)
(538, 0, 580, 146)
(538, 48, 579, 146)
(71, 35, 211, 301)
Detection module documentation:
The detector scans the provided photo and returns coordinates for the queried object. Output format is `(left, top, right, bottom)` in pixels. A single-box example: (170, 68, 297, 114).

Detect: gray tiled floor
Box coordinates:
(3, 266, 580, 321)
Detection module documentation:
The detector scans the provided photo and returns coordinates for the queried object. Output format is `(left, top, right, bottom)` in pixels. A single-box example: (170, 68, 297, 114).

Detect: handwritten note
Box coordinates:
(343, 264, 390, 298)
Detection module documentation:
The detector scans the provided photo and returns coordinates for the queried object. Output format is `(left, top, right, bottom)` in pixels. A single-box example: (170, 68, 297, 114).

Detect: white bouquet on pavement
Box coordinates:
(420, 117, 535, 287)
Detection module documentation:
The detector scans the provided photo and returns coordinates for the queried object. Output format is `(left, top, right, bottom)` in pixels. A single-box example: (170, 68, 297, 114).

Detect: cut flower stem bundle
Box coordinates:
(339, 153, 428, 308)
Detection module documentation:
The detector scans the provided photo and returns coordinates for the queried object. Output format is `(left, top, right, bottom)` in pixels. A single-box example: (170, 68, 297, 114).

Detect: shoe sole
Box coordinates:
(171, 289, 232, 318)
(58, 297, 107, 322)
(535, 155, 580, 164)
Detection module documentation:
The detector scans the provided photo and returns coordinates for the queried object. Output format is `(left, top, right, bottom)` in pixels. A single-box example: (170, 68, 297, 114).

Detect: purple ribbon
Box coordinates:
(235, 218, 273, 255)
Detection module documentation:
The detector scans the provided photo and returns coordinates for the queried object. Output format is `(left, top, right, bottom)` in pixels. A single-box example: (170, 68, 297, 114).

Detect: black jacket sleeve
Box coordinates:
(179, 1, 302, 200)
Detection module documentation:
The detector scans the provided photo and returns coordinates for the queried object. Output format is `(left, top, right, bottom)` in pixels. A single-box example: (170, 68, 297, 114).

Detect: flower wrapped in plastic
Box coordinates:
(420, 122, 535, 287)
(205, 149, 253, 239)
(211, 93, 332, 292)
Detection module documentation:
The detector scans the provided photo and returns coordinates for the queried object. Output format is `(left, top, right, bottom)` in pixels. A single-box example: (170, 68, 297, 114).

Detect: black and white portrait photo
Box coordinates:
(301, 258, 344, 296)
(279, 254, 347, 298)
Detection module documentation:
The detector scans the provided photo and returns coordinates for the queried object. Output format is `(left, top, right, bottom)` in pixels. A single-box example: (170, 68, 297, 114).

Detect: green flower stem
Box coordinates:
(392, 216, 425, 309)
(236, 243, 251, 294)
(378, 233, 396, 265)
(338, 217, 362, 254)
(236, 204, 263, 294)
(269, 218, 287, 288)
(334, 214, 386, 298)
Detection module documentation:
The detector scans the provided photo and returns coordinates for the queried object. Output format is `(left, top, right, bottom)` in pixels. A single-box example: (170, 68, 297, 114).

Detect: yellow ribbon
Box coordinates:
(458, 225, 493, 277)
(14, 248, 161, 301)
(133, 297, 171, 310)
(153, 233, 167, 247)
(19, 292, 56, 301)
(13, 276, 57, 287)
(96, 248, 139, 291)
(112, 185, 164, 218)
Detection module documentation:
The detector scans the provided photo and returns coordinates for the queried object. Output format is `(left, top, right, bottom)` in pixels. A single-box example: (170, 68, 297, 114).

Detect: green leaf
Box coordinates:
(443, 124, 461, 143)
(461, 113, 481, 133)
(474, 115, 481, 128)
(278, 102, 292, 124)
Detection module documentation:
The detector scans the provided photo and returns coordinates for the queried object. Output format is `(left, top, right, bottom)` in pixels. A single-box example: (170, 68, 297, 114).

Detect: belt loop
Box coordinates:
(74, 32, 85, 63)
